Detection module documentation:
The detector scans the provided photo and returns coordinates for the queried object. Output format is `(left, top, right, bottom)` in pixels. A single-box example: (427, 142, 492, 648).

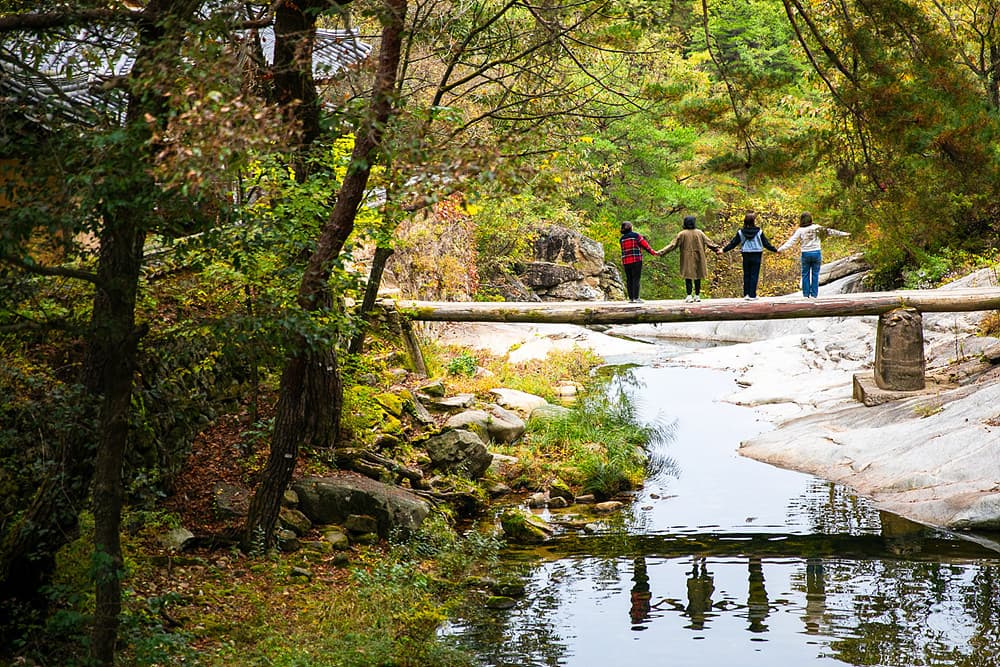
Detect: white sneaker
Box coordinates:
(684, 295, 694, 303)
(743, 295, 752, 301)
(693, 294, 702, 302)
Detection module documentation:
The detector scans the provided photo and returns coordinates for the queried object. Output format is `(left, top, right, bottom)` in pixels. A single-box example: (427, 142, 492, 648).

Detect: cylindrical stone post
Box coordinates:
(874, 307, 925, 391)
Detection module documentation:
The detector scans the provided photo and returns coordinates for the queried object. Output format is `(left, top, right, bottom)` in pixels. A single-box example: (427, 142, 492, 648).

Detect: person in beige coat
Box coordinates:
(659, 215, 722, 302)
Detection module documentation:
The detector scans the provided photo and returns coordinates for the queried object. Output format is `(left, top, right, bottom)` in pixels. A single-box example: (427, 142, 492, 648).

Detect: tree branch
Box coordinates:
(1, 254, 101, 285)
(0, 9, 135, 32)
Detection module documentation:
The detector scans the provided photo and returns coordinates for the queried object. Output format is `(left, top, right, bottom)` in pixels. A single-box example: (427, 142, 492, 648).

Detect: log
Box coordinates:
(394, 288, 1000, 325)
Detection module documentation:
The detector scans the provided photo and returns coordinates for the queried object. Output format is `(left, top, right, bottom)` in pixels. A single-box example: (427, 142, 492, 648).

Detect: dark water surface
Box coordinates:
(443, 361, 1000, 666)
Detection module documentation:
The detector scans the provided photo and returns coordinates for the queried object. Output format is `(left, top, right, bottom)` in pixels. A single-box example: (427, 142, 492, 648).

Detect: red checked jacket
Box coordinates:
(620, 230, 656, 265)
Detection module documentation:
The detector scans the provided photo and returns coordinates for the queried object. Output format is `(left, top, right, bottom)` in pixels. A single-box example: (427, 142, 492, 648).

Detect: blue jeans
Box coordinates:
(742, 252, 762, 297)
(801, 250, 822, 297)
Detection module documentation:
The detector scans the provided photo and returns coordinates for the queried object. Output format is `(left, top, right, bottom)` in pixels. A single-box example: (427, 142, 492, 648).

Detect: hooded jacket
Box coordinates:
(722, 225, 777, 253)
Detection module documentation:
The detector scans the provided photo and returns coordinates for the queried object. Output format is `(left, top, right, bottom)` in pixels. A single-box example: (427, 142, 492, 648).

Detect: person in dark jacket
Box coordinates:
(619, 221, 660, 302)
(721, 212, 778, 300)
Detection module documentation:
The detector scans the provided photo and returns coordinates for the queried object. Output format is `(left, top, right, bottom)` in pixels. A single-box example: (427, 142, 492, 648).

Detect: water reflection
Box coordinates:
(746, 556, 768, 633)
(443, 363, 1000, 666)
(686, 557, 715, 630)
(629, 557, 652, 628)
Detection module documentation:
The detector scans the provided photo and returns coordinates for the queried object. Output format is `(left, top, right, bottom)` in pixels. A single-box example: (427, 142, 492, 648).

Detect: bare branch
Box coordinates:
(1, 254, 101, 285)
(0, 9, 134, 33)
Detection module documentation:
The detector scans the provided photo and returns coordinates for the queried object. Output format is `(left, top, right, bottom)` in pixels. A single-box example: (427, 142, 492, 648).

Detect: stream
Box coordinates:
(442, 343, 1000, 666)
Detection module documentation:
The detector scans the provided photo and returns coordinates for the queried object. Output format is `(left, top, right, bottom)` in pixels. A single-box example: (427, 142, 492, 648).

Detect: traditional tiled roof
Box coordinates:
(0, 24, 371, 126)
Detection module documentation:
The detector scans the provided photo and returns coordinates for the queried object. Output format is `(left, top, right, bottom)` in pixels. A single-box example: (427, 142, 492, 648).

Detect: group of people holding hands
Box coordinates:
(619, 212, 850, 303)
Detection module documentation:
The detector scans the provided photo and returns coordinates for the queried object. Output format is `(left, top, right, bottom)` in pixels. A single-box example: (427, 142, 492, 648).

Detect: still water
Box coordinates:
(443, 360, 1000, 666)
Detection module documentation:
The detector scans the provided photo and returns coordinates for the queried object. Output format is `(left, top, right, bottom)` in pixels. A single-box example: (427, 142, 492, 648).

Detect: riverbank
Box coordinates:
(437, 266, 1000, 535)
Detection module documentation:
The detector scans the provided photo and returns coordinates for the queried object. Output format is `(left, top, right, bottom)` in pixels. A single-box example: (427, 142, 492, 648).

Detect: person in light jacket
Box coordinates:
(659, 215, 721, 302)
(777, 212, 850, 298)
(721, 212, 778, 300)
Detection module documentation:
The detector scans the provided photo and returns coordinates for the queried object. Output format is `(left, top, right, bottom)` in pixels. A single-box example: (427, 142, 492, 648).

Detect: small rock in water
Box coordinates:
(593, 501, 624, 513)
(485, 596, 517, 610)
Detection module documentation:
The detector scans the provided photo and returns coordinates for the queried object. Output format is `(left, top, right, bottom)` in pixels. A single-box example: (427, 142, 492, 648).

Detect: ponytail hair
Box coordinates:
(743, 212, 757, 227)
(799, 212, 813, 227)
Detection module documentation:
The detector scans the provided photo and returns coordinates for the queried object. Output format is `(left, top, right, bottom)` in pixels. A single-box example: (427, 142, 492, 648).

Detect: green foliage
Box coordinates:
(525, 386, 672, 498)
(446, 351, 478, 377)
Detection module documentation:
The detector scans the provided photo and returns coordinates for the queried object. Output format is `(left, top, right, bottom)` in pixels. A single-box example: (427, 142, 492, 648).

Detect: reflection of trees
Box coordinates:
(788, 479, 883, 536)
(812, 559, 1000, 666)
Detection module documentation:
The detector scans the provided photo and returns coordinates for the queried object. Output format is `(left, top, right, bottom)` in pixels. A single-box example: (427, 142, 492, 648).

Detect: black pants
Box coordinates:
(742, 252, 763, 298)
(624, 263, 642, 300)
(685, 279, 701, 295)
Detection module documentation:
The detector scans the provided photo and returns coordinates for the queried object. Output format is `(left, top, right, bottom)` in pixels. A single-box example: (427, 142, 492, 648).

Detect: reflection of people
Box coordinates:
(804, 557, 826, 634)
(747, 556, 769, 633)
(721, 212, 778, 300)
(685, 557, 715, 630)
(630, 557, 653, 626)
(658, 215, 722, 303)
(619, 221, 660, 303)
(777, 212, 850, 298)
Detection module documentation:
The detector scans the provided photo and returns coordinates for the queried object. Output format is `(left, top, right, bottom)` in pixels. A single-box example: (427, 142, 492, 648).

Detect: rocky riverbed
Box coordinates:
(436, 266, 1000, 535)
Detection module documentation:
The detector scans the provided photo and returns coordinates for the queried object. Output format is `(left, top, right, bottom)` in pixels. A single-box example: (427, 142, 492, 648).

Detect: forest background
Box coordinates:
(2, 0, 1000, 664)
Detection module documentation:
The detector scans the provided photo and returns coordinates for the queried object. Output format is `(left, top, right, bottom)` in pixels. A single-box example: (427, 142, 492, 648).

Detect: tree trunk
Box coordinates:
(272, 0, 322, 158)
(396, 288, 1000, 325)
(243, 0, 409, 553)
(349, 245, 395, 354)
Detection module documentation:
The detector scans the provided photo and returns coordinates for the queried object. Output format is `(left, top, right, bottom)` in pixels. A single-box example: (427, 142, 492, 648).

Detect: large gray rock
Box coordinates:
(510, 225, 614, 301)
(292, 474, 431, 539)
(445, 407, 525, 444)
(740, 380, 1000, 530)
(424, 428, 493, 479)
(533, 226, 606, 277)
(520, 262, 584, 290)
(486, 404, 526, 443)
(490, 388, 548, 413)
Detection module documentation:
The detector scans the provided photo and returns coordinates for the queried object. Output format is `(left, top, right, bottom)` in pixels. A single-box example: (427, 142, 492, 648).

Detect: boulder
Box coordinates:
(278, 508, 312, 536)
(213, 482, 250, 519)
(543, 281, 604, 301)
(519, 262, 583, 290)
(445, 409, 491, 438)
(533, 226, 606, 277)
(424, 393, 476, 412)
(599, 263, 626, 300)
(292, 474, 431, 539)
(485, 404, 526, 443)
(490, 388, 548, 413)
(529, 403, 573, 422)
(500, 508, 554, 544)
(424, 429, 493, 479)
(159, 527, 194, 552)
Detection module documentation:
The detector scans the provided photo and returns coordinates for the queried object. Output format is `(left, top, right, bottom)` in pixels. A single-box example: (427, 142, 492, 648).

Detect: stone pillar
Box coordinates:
(874, 307, 925, 390)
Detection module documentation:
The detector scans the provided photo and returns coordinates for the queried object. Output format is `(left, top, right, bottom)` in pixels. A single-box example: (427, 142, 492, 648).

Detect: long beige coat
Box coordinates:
(660, 229, 720, 279)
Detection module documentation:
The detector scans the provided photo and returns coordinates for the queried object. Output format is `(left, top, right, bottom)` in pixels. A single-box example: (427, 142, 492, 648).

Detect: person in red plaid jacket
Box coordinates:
(619, 221, 660, 302)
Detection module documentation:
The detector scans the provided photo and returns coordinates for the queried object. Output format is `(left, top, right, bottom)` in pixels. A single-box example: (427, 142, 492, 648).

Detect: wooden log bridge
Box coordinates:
(395, 288, 1000, 400)
(396, 288, 1000, 325)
